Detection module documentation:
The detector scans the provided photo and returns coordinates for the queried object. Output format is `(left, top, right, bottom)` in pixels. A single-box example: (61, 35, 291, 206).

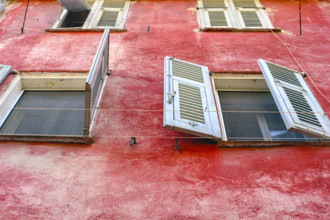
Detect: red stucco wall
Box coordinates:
(0, 0, 329, 218)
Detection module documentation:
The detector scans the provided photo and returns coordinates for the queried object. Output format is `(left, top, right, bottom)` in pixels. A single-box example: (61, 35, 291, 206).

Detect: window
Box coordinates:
(49, 0, 131, 31)
(0, 27, 110, 144)
(198, 0, 277, 31)
(163, 57, 330, 143)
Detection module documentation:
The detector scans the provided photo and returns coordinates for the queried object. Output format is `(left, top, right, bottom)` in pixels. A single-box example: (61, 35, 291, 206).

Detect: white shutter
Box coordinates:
(198, 0, 234, 29)
(258, 59, 330, 138)
(57, 0, 90, 12)
(0, 65, 11, 84)
(164, 57, 222, 139)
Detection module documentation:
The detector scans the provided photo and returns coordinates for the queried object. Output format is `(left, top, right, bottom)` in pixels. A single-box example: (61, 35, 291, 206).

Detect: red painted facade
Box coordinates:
(0, 0, 329, 218)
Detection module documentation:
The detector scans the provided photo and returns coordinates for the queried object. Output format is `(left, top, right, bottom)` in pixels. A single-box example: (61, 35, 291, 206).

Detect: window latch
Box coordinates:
(188, 121, 198, 127)
(167, 91, 176, 104)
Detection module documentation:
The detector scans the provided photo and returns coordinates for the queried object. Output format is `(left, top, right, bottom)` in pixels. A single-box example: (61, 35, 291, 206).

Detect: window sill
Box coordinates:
(200, 27, 281, 32)
(45, 28, 127, 32)
(0, 134, 94, 144)
(217, 140, 330, 148)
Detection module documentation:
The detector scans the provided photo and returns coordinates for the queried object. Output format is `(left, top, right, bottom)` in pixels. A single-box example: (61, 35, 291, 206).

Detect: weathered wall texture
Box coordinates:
(0, 0, 329, 219)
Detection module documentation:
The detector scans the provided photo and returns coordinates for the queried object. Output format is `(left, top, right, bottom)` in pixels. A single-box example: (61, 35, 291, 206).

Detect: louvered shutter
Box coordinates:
(232, 0, 257, 8)
(57, 0, 90, 12)
(240, 11, 262, 27)
(0, 65, 12, 84)
(258, 59, 330, 138)
(164, 57, 222, 139)
(202, 0, 226, 8)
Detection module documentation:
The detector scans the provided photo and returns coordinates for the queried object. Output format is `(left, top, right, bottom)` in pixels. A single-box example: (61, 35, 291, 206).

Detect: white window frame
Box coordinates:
(198, 0, 275, 31)
(50, 0, 131, 31)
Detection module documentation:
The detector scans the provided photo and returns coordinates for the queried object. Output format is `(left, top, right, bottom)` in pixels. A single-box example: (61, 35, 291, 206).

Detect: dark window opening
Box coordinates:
(219, 91, 315, 141)
(0, 91, 85, 136)
(59, 11, 90, 28)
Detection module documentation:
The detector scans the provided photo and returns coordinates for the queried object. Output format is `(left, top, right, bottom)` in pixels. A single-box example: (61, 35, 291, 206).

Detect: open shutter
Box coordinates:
(0, 65, 12, 84)
(84, 27, 110, 135)
(164, 57, 222, 139)
(57, 0, 90, 12)
(258, 59, 330, 138)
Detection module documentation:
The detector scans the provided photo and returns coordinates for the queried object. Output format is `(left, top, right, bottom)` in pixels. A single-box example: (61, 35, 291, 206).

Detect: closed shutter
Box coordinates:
(164, 57, 222, 139)
(57, 0, 90, 12)
(202, 0, 226, 8)
(258, 59, 330, 138)
(240, 11, 262, 27)
(0, 65, 12, 84)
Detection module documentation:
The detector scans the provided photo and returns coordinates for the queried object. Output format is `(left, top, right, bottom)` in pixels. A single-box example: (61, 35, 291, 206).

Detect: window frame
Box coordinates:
(211, 73, 330, 144)
(198, 0, 278, 32)
(48, 0, 131, 32)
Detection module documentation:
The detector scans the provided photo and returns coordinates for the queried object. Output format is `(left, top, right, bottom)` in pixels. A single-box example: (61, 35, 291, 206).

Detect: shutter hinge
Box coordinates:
(167, 91, 176, 104)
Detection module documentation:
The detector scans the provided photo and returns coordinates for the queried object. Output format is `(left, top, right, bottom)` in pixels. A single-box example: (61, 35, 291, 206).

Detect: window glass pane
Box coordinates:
(0, 91, 85, 136)
(219, 91, 313, 141)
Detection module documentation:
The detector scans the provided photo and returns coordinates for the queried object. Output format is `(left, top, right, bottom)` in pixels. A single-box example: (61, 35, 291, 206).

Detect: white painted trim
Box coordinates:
(0, 76, 22, 128)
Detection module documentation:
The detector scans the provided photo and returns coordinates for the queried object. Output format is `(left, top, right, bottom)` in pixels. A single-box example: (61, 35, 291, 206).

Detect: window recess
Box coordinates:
(0, 27, 110, 144)
(164, 58, 330, 146)
(48, 0, 131, 32)
(198, 0, 279, 32)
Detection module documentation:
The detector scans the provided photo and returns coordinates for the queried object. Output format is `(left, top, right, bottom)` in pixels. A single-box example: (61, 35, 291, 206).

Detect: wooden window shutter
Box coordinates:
(84, 27, 110, 135)
(164, 57, 222, 139)
(258, 59, 330, 138)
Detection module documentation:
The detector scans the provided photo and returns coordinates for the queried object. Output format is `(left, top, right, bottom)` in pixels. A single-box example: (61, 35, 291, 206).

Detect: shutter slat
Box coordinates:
(241, 11, 262, 27)
(202, 0, 226, 8)
(233, 0, 257, 8)
(284, 88, 322, 127)
(258, 59, 330, 138)
(173, 60, 204, 83)
(209, 11, 228, 27)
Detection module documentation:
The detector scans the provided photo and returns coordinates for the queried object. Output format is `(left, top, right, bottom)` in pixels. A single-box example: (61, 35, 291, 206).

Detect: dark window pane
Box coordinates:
(219, 91, 312, 141)
(0, 91, 85, 136)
